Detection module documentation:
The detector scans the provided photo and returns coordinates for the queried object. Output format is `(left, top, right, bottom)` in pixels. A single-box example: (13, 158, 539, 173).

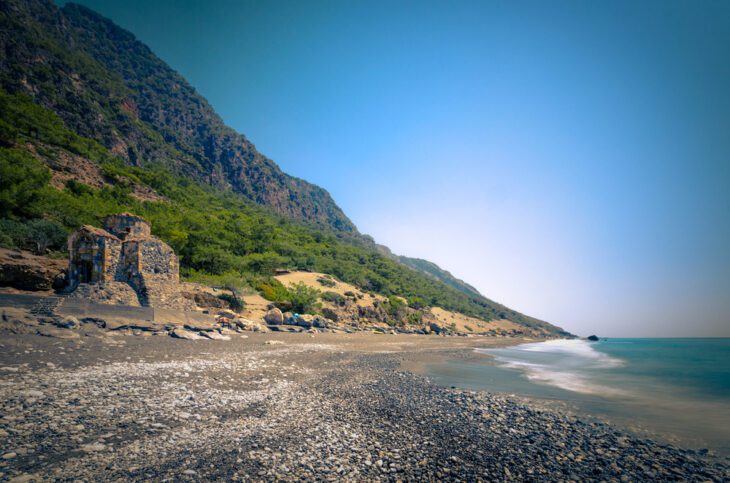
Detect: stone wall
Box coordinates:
(103, 213, 151, 240)
(138, 239, 178, 280)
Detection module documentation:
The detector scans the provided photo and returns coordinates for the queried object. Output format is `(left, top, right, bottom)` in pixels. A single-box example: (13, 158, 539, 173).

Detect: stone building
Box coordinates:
(67, 213, 191, 308)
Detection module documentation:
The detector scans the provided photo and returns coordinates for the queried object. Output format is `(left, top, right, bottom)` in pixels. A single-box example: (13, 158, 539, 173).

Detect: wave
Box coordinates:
(500, 338, 624, 368)
(476, 339, 627, 397)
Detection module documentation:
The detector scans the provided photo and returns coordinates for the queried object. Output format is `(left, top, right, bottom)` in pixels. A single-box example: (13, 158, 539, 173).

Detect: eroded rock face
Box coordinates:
(0, 249, 67, 291)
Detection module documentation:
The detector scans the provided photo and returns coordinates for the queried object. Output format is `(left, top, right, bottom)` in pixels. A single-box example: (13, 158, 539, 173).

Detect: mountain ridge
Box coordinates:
(0, 0, 570, 336)
(1, 0, 356, 231)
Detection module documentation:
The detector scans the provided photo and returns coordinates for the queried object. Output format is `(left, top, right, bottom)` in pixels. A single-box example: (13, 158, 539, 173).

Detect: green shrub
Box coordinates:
(257, 278, 290, 303)
(321, 291, 346, 306)
(288, 282, 321, 314)
(317, 276, 336, 287)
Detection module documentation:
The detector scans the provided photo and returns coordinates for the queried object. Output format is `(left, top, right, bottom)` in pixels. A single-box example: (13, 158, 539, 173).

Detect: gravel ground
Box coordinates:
(0, 332, 727, 482)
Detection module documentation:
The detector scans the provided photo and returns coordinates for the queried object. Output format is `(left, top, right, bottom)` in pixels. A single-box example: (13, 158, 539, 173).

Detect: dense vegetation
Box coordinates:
(0, 89, 567, 334)
(0, 0, 354, 231)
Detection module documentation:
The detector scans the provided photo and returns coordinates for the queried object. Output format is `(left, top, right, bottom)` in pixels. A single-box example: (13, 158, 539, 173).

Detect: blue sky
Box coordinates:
(65, 0, 730, 336)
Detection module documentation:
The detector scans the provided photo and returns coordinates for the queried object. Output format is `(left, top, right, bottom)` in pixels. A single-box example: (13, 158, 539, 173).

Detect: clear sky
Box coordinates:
(64, 0, 730, 337)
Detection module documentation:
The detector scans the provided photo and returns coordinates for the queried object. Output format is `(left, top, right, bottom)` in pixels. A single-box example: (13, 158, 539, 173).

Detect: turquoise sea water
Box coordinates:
(424, 338, 730, 455)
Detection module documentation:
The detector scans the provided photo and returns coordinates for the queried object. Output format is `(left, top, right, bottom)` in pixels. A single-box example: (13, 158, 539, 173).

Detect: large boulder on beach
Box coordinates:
(234, 318, 269, 333)
(264, 308, 284, 325)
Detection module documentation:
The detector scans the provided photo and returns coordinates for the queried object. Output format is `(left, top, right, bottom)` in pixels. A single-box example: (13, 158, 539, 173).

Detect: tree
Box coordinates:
(217, 274, 248, 312)
(27, 219, 66, 254)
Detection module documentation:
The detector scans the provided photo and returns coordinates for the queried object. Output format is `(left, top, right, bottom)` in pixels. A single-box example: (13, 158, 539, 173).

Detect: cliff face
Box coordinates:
(0, 0, 355, 232)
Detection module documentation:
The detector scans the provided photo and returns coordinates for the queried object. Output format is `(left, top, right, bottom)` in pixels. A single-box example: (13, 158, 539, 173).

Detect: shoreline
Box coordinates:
(0, 332, 727, 481)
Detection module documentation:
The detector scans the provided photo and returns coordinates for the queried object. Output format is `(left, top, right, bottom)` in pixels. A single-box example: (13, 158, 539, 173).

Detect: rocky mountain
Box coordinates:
(0, 0, 570, 336)
(0, 0, 354, 231)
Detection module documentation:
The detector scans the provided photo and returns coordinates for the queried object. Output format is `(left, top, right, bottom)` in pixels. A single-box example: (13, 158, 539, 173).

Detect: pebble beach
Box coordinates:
(0, 332, 727, 482)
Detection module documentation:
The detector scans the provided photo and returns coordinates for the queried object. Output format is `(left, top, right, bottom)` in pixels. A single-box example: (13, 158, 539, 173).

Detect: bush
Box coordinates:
(385, 295, 407, 319)
(321, 291, 346, 306)
(288, 282, 321, 314)
(257, 278, 291, 302)
(321, 307, 339, 321)
(317, 276, 336, 287)
(218, 293, 245, 312)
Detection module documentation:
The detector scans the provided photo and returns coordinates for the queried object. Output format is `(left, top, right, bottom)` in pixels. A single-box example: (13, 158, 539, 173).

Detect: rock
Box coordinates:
(199, 330, 231, 341)
(2, 452, 17, 459)
(218, 309, 238, 319)
(36, 328, 79, 339)
(296, 314, 314, 328)
(312, 316, 332, 328)
(80, 443, 106, 452)
(264, 308, 284, 325)
(587, 335, 599, 341)
(235, 318, 269, 332)
(181, 291, 228, 309)
(80, 317, 107, 328)
(0, 248, 67, 291)
(170, 328, 203, 340)
(429, 323, 442, 334)
(265, 340, 284, 345)
(55, 316, 80, 329)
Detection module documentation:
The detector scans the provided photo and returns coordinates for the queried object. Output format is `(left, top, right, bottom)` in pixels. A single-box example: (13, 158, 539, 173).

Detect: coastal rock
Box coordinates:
(170, 328, 203, 340)
(218, 309, 239, 319)
(199, 330, 231, 341)
(234, 318, 269, 332)
(264, 308, 284, 325)
(55, 316, 80, 329)
(587, 335, 599, 341)
(0, 249, 67, 291)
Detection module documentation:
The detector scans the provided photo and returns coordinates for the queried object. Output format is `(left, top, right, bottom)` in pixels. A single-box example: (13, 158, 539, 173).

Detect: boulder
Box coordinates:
(218, 309, 239, 319)
(170, 328, 203, 340)
(587, 334, 599, 341)
(234, 318, 269, 333)
(264, 308, 284, 325)
(429, 322, 442, 334)
(199, 330, 231, 341)
(55, 316, 79, 329)
(296, 314, 315, 328)
(312, 316, 332, 329)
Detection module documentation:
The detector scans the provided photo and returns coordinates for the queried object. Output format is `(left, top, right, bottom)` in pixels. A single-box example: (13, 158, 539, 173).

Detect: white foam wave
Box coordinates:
(514, 339, 624, 368)
(492, 357, 627, 396)
(476, 339, 627, 396)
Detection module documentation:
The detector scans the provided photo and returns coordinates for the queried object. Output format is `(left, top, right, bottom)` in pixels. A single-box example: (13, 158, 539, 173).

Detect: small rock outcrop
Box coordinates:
(0, 249, 66, 291)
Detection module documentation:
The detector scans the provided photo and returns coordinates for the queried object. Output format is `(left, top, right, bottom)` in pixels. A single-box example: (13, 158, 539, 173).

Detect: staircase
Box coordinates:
(29, 297, 64, 317)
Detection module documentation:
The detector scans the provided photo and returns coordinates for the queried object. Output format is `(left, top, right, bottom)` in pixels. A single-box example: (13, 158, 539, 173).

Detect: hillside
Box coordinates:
(397, 256, 483, 298)
(0, 1, 569, 336)
(0, 0, 354, 231)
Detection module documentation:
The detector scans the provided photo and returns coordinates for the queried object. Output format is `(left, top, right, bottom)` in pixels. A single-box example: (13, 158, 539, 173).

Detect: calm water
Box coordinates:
(424, 338, 730, 455)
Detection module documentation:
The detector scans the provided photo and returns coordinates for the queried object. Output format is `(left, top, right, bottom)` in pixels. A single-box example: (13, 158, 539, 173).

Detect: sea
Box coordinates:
(423, 338, 730, 456)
